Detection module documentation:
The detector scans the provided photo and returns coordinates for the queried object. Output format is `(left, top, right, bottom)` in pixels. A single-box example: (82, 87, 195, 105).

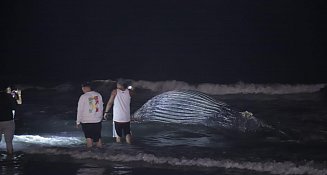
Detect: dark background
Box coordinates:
(1, 0, 326, 84)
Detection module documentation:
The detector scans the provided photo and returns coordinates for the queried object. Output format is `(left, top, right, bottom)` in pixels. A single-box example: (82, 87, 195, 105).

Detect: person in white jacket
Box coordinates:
(76, 82, 104, 148)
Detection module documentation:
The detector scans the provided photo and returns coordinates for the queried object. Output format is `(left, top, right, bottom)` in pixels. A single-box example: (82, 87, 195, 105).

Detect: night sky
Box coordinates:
(1, 0, 326, 84)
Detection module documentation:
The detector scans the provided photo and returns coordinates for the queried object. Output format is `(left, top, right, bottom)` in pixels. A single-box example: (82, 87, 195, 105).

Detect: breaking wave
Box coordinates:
(14, 135, 84, 146)
(121, 80, 326, 95)
(24, 147, 327, 175)
(15, 80, 326, 95)
(15, 83, 75, 92)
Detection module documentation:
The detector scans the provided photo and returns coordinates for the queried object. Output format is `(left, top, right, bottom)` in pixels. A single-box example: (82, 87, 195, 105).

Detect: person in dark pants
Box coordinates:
(0, 84, 17, 155)
(76, 82, 104, 148)
(104, 79, 133, 144)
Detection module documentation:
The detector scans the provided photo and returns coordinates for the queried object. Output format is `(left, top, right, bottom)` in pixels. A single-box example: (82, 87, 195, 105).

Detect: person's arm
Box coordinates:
(104, 90, 117, 115)
(76, 96, 84, 128)
(128, 88, 134, 97)
(16, 90, 22, 104)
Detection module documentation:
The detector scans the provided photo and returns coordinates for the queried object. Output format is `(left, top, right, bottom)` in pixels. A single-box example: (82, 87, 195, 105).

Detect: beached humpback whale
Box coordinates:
(133, 90, 268, 132)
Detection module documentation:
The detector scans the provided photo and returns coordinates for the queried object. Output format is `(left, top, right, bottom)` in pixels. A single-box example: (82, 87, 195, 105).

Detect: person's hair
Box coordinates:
(81, 81, 92, 89)
(117, 78, 129, 89)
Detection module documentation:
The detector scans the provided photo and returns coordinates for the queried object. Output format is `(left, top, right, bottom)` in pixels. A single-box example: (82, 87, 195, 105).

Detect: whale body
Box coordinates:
(133, 90, 267, 132)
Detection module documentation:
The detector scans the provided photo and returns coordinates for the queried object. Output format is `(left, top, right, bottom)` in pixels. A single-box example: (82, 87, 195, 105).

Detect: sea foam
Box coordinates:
(16, 79, 326, 95)
(24, 147, 327, 175)
(132, 80, 326, 95)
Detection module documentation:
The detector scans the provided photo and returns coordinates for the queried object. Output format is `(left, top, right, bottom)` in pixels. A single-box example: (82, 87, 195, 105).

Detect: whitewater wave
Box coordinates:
(13, 135, 84, 146)
(110, 80, 325, 95)
(15, 80, 326, 95)
(15, 83, 74, 92)
(24, 147, 327, 175)
(132, 80, 326, 95)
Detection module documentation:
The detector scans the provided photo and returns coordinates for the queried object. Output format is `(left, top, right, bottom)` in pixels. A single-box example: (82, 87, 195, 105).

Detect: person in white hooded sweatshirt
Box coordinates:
(76, 82, 104, 148)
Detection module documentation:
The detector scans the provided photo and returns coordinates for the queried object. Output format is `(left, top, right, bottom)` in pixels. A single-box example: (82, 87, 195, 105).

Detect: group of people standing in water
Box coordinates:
(0, 78, 132, 155)
(76, 78, 133, 148)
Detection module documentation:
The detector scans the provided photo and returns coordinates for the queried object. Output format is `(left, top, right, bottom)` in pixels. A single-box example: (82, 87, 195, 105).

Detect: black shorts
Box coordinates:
(81, 122, 102, 142)
(114, 121, 131, 137)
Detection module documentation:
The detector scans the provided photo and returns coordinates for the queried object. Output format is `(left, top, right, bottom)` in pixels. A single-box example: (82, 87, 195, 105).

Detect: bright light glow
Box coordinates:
(13, 135, 84, 146)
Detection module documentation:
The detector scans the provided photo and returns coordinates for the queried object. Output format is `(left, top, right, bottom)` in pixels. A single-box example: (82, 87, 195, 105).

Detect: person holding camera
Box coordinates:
(0, 84, 18, 155)
(6, 86, 22, 105)
(6, 86, 23, 119)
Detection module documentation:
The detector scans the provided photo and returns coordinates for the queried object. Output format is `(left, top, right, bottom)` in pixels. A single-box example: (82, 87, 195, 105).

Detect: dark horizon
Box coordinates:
(1, 1, 327, 84)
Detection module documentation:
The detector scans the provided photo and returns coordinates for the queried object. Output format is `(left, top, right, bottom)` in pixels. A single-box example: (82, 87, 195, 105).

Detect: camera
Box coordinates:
(11, 90, 20, 98)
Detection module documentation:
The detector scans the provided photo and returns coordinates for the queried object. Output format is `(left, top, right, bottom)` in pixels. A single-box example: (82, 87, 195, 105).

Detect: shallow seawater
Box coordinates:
(1, 84, 327, 175)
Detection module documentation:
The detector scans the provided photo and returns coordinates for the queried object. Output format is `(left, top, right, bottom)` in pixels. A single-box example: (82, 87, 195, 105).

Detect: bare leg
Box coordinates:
(126, 134, 132, 144)
(4, 137, 14, 155)
(0, 134, 14, 155)
(115, 137, 121, 143)
(6, 146, 13, 155)
(96, 139, 102, 148)
(4, 120, 15, 155)
(86, 138, 93, 148)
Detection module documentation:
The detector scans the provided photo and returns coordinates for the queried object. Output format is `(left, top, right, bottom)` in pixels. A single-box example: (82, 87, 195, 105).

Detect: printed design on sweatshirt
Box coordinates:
(88, 96, 100, 113)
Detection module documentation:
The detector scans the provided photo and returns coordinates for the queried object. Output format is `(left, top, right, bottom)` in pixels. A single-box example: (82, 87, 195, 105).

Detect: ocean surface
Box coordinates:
(1, 80, 327, 175)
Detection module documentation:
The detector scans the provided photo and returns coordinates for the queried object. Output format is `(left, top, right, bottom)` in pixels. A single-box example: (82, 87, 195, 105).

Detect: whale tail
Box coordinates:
(238, 111, 290, 139)
(235, 111, 266, 132)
